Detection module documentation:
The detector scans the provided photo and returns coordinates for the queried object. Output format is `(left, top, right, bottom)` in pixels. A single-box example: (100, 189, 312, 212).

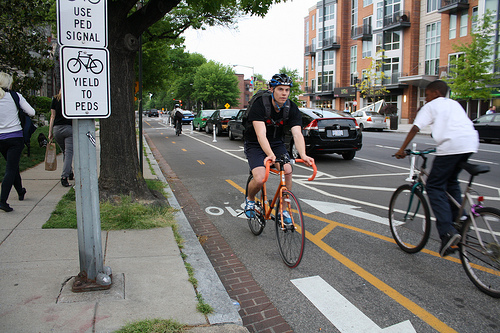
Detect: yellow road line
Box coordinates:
(182, 149, 187, 152)
(225, 179, 457, 333)
(197, 160, 205, 165)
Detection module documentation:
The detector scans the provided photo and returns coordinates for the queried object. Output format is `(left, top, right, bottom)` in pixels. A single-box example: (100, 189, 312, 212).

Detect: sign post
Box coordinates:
(57, 0, 111, 291)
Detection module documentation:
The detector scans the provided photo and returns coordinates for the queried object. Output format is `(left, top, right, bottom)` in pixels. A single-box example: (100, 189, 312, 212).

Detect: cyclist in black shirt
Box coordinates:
(244, 74, 314, 220)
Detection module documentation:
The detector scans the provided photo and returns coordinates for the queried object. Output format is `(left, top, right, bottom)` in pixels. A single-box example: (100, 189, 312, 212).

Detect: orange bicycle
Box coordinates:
(244, 155, 317, 268)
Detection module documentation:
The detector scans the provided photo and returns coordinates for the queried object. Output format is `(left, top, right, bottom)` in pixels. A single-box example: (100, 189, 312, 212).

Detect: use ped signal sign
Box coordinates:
(57, 0, 107, 48)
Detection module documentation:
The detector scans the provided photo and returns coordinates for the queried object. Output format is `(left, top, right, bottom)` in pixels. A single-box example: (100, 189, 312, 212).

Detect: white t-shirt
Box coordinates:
(413, 97, 479, 155)
(0, 91, 36, 135)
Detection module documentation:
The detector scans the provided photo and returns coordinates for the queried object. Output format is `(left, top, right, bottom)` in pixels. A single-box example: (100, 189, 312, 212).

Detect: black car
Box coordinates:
(205, 109, 240, 135)
(228, 109, 246, 140)
(148, 109, 159, 117)
(284, 108, 362, 160)
(473, 113, 500, 143)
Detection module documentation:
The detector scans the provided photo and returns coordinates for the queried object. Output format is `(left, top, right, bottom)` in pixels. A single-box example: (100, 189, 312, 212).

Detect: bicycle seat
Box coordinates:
(459, 162, 490, 176)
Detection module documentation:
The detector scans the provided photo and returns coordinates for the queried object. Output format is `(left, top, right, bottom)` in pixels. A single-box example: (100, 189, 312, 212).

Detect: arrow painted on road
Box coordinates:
(300, 199, 389, 225)
(292, 276, 416, 333)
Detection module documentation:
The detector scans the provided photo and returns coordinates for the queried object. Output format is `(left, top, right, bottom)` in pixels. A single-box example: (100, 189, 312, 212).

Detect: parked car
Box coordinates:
(284, 108, 362, 160)
(192, 109, 216, 131)
(205, 109, 240, 135)
(148, 109, 159, 117)
(181, 110, 194, 124)
(351, 110, 387, 131)
(473, 113, 500, 143)
(228, 109, 246, 140)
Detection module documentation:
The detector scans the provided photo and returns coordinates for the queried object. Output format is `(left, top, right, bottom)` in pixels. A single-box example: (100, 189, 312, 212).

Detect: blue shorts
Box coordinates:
(244, 141, 290, 171)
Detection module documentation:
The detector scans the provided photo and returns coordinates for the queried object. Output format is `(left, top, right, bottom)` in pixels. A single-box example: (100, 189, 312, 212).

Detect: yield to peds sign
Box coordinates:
(60, 46, 110, 118)
(57, 0, 107, 48)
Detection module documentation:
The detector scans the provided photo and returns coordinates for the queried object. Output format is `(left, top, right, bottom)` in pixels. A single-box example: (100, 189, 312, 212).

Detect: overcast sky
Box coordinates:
(182, 0, 317, 81)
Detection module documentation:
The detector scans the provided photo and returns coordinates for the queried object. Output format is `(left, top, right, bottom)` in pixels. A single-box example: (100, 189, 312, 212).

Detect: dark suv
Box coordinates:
(148, 109, 159, 117)
(284, 108, 362, 160)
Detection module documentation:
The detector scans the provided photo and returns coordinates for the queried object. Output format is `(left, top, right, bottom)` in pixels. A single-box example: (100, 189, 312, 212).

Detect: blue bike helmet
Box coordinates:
(269, 73, 293, 88)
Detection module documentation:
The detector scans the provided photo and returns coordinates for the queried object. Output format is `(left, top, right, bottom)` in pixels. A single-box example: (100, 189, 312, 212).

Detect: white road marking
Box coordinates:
(301, 199, 389, 225)
(292, 276, 416, 333)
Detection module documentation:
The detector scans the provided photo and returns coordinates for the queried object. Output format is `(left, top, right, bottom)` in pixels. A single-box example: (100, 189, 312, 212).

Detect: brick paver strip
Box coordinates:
(145, 134, 293, 333)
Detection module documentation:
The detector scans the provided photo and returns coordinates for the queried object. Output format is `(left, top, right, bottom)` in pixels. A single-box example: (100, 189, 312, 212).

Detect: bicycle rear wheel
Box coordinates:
(388, 184, 431, 253)
(275, 190, 305, 268)
(460, 207, 500, 298)
(245, 174, 265, 235)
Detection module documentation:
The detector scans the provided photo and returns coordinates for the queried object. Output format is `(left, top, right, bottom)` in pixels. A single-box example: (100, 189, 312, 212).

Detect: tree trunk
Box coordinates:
(98, 15, 157, 203)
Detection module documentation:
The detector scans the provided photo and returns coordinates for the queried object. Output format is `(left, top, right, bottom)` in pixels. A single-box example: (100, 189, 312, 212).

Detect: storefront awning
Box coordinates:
(398, 75, 438, 88)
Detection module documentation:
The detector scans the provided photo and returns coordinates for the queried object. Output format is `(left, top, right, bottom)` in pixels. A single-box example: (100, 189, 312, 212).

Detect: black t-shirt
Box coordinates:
(244, 96, 302, 143)
(50, 98, 72, 126)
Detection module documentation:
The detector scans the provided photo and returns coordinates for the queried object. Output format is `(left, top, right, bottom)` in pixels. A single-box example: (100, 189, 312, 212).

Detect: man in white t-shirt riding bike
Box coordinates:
(395, 80, 479, 257)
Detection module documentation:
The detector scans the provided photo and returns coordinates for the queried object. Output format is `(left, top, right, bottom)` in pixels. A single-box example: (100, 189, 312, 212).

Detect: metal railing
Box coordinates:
(383, 10, 410, 28)
(351, 24, 373, 39)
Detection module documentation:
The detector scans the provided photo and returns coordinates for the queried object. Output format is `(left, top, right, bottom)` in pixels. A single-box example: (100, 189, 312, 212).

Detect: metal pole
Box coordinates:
(72, 119, 111, 291)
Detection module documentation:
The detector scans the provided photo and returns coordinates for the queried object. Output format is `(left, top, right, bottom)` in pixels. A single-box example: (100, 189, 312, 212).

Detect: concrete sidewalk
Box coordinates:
(0, 139, 247, 332)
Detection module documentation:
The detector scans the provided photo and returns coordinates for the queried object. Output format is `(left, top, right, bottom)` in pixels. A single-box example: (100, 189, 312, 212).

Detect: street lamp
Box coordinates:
(233, 64, 255, 91)
(353, 72, 358, 113)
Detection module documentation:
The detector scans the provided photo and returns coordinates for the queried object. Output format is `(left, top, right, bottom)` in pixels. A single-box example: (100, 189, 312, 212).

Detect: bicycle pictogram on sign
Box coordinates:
(67, 51, 104, 74)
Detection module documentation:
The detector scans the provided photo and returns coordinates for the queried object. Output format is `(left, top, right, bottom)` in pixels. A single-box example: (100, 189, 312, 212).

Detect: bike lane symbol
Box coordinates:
(205, 203, 246, 219)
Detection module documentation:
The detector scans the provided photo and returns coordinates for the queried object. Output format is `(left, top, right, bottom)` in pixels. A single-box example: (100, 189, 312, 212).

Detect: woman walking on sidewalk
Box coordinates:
(0, 72, 36, 212)
(48, 89, 73, 187)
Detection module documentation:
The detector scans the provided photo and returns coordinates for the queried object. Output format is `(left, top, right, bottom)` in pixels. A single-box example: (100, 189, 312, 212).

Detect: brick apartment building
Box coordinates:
(234, 74, 253, 109)
(303, 0, 500, 124)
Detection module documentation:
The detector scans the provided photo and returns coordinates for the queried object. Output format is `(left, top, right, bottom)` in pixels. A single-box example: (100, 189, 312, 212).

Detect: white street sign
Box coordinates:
(61, 46, 110, 118)
(57, 0, 107, 48)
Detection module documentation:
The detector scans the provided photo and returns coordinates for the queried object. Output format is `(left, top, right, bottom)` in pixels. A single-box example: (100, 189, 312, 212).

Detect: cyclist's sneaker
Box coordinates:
(278, 211, 293, 225)
(439, 231, 461, 257)
(245, 198, 255, 218)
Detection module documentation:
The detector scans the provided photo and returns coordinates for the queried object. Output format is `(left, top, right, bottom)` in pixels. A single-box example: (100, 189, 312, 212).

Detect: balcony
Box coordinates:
(305, 44, 316, 56)
(379, 10, 411, 32)
(381, 72, 408, 88)
(351, 24, 373, 40)
(304, 86, 315, 95)
(322, 36, 341, 50)
(438, 0, 469, 14)
(317, 82, 334, 94)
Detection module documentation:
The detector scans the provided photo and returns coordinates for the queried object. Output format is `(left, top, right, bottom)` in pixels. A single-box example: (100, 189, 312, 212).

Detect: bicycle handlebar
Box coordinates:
(263, 158, 317, 183)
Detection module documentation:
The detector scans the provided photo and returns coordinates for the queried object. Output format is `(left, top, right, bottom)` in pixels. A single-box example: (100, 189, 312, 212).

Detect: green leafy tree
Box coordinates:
(445, 12, 500, 116)
(0, 0, 54, 95)
(357, 49, 390, 105)
(95, 0, 285, 200)
(193, 61, 240, 108)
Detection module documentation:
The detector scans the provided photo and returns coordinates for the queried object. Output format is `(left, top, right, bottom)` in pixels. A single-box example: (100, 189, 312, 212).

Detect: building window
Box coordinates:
(317, 52, 322, 68)
(312, 14, 315, 30)
(350, 45, 357, 81)
(352, 0, 358, 32)
(364, 0, 373, 6)
(325, 4, 335, 21)
(471, 7, 478, 32)
(385, 0, 401, 21)
(384, 31, 401, 50)
(376, 1, 383, 28)
(425, 22, 441, 75)
(375, 33, 383, 52)
(460, 11, 468, 37)
(448, 52, 464, 75)
(362, 40, 372, 58)
(427, 0, 438, 13)
(383, 57, 400, 84)
(305, 21, 309, 42)
(305, 59, 309, 73)
(323, 51, 334, 66)
(449, 14, 457, 39)
(311, 56, 315, 70)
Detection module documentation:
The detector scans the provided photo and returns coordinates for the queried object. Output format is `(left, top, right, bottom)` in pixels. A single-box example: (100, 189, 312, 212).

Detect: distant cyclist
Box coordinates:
(244, 73, 314, 222)
(173, 104, 183, 134)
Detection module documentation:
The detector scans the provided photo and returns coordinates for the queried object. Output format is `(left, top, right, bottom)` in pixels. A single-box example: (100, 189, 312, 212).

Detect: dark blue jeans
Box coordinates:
(0, 137, 24, 204)
(426, 153, 472, 238)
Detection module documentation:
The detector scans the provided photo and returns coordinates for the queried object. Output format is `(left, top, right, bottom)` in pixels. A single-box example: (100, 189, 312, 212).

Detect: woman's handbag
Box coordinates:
(44, 140, 57, 171)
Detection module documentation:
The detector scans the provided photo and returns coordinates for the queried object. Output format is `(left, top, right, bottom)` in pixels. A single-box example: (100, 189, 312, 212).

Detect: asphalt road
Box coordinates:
(144, 117, 500, 333)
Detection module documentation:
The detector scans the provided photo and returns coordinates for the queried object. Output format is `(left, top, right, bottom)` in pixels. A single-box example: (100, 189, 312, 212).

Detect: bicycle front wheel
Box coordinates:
(245, 174, 265, 236)
(388, 184, 431, 253)
(275, 190, 305, 268)
(460, 207, 500, 298)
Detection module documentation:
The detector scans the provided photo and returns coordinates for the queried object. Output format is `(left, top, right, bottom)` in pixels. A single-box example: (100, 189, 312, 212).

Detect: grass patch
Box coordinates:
(115, 318, 185, 333)
(42, 180, 176, 230)
(0, 126, 59, 182)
